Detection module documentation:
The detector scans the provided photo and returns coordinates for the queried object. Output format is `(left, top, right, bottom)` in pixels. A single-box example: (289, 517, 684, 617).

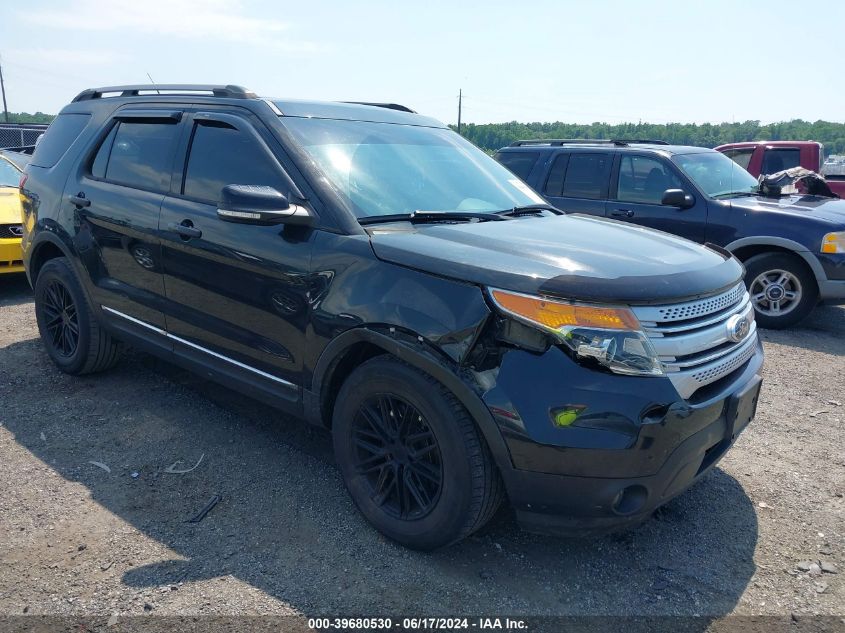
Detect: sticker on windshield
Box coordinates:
(508, 179, 546, 204)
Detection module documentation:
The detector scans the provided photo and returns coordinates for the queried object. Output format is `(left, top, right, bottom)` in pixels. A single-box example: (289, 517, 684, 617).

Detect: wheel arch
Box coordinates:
(305, 326, 514, 473)
(27, 233, 74, 286)
(725, 237, 825, 284)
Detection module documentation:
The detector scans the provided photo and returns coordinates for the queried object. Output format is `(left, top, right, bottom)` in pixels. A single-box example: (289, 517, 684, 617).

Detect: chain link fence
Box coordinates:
(0, 123, 48, 149)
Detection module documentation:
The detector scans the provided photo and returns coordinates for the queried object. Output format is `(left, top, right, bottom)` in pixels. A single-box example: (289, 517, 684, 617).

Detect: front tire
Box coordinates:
(34, 257, 122, 374)
(332, 357, 503, 550)
(744, 252, 818, 329)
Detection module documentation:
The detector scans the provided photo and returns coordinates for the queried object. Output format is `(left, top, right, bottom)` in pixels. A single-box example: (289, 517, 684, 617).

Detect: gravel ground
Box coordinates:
(0, 273, 843, 625)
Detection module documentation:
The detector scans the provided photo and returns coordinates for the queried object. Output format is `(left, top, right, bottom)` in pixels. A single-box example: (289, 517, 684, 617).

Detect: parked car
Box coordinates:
(22, 86, 762, 549)
(495, 140, 845, 328)
(0, 150, 29, 274)
(715, 140, 845, 198)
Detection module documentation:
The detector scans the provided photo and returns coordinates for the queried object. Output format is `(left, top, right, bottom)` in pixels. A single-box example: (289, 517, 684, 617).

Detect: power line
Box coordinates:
(457, 89, 462, 135)
(0, 55, 9, 123)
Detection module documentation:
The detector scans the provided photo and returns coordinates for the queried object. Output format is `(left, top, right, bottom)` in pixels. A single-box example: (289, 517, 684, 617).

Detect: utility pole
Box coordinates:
(0, 57, 9, 124)
(457, 89, 462, 135)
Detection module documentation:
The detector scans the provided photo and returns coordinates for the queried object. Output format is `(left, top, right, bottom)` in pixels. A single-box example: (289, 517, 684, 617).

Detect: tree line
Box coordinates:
(6, 111, 845, 155)
(452, 120, 845, 155)
(3, 112, 55, 124)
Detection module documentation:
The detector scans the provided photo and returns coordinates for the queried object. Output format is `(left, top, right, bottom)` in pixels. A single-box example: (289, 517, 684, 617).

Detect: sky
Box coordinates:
(1, 0, 843, 125)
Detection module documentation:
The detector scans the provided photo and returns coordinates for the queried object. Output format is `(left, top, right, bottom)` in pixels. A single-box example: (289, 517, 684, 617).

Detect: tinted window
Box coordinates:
(90, 125, 118, 179)
(762, 148, 800, 174)
(30, 113, 90, 168)
(616, 155, 683, 204)
(100, 121, 179, 191)
(544, 154, 569, 196)
(562, 153, 611, 199)
(496, 151, 539, 180)
(723, 148, 754, 170)
(183, 121, 282, 203)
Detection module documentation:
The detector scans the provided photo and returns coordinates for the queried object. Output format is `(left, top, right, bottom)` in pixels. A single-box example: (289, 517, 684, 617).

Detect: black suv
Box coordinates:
(21, 86, 763, 549)
(495, 139, 845, 329)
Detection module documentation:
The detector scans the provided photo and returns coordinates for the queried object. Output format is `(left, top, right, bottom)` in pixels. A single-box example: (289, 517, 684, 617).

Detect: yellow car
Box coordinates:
(0, 152, 27, 274)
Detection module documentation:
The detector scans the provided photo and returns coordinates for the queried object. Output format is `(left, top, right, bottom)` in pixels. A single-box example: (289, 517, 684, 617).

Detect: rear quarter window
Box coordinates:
(496, 151, 540, 180)
(30, 113, 91, 168)
(761, 148, 800, 175)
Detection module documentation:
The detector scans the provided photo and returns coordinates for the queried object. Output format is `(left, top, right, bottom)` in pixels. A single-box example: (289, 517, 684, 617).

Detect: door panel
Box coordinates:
(609, 154, 708, 243)
(159, 112, 313, 392)
(70, 114, 182, 331)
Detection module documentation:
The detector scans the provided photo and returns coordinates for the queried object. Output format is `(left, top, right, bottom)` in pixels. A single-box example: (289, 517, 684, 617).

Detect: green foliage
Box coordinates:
(452, 120, 845, 156)
(3, 112, 55, 124)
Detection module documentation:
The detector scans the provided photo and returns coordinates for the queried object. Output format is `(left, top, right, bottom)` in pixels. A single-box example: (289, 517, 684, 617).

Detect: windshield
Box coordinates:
(672, 151, 759, 198)
(280, 118, 542, 218)
(0, 158, 21, 188)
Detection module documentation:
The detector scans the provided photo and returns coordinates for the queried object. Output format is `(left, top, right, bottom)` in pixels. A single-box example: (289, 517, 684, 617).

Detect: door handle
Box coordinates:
(610, 209, 634, 218)
(69, 193, 91, 208)
(168, 221, 202, 239)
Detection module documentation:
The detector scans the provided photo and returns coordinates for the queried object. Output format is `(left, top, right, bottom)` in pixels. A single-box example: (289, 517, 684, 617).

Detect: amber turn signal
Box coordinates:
(490, 289, 640, 332)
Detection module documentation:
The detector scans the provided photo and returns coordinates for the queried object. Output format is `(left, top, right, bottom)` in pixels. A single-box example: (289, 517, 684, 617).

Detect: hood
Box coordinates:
(730, 194, 845, 226)
(0, 187, 24, 226)
(369, 214, 743, 304)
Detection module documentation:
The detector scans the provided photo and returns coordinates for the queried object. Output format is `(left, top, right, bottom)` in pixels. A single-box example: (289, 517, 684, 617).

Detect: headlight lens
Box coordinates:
(821, 231, 845, 254)
(489, 288, 663, 377)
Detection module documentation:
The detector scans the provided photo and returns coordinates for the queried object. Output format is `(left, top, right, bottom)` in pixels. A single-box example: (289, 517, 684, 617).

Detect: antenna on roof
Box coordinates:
(146, 73, 160, 95)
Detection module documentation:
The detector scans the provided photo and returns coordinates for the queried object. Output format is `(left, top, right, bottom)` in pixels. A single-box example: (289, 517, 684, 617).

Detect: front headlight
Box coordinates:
(489, 288, 663, 377)
(821, 231, 845, 254)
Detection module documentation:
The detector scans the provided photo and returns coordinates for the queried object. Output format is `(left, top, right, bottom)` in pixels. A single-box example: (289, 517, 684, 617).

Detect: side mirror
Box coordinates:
(217, 185, 314, 226)
(661, 188, 695, 209)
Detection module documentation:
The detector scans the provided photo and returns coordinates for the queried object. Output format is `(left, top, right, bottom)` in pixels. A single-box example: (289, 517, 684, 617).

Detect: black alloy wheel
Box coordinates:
(333, 356, 504, 550)
(34, 257, 122, 374)
(351, 395, 443, 520)
(41, 279, 80, 358)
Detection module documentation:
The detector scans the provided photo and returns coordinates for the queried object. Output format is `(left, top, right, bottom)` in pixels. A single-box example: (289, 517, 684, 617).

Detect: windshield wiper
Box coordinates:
(713, 191, 758, 200)
(496, 203, 562, 216)
(358, 210, 509, 226)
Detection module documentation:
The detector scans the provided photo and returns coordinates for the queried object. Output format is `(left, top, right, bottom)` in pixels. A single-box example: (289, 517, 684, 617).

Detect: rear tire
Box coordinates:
(332, 356, 503, 550)
(743, 252, 817, 329)
(34, 257, 122, 374)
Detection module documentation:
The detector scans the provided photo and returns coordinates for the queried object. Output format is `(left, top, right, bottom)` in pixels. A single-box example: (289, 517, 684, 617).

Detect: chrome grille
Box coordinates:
(633, 282, 758, 399)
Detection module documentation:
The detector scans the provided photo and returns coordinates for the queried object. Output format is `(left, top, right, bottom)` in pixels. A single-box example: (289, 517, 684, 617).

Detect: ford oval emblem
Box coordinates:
(726, 314, 750, 343)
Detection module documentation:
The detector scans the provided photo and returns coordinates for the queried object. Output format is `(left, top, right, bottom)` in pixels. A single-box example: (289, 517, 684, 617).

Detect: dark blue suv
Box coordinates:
(495, 140, 845, 329)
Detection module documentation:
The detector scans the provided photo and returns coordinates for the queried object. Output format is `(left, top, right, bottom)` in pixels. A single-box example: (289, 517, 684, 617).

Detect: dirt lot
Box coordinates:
(0, 273, 843, 626)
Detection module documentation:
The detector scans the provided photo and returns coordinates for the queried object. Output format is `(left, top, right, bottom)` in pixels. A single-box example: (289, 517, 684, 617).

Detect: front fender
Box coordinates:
(725, 236, 826, 281)
(306, 326, 514, 474)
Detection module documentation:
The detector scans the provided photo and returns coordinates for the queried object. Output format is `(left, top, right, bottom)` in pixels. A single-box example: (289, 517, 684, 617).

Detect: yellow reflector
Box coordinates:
(491, 289, 639, 331)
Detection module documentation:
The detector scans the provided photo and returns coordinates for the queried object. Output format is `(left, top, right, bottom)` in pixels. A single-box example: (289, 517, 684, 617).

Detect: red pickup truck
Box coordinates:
(715, 140, 845, 197)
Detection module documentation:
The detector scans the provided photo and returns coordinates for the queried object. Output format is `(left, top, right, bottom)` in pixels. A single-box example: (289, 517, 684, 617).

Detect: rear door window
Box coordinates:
(496, 151, 539, 180)
(30, 113, 90, 168)
(182, 120, 283, 203)
(562, 153, 611, 199)
(761, 148, 800, 174)
(92, 120, 180, 192)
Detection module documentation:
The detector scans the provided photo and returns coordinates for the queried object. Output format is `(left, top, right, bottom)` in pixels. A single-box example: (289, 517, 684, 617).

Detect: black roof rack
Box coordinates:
(509, 138, 668, 147)
(72, 84, 257, 103)
(343, 102, 416, 113)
